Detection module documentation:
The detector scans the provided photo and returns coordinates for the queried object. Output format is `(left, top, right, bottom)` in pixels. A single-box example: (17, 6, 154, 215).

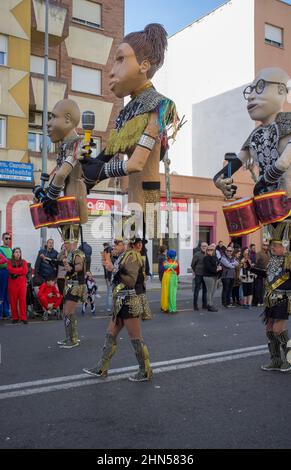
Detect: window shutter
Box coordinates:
(265, 24, 283, 45)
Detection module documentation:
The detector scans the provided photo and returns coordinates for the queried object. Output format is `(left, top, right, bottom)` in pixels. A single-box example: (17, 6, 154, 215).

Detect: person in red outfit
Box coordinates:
(37, 277, 63, 320)
(7, 248, 28, 324)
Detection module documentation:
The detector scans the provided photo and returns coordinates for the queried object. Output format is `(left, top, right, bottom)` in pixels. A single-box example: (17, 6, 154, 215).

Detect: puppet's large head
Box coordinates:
(244, 67, 290, 125)
(109, 23, 168, 98)
(48, 99, 80, 143)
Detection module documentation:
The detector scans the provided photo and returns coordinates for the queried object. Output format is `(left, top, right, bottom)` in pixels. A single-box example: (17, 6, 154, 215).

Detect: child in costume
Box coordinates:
(161, 250, 180, 314)
(37, 277, 63, 321)
(82, 272, 97, 315)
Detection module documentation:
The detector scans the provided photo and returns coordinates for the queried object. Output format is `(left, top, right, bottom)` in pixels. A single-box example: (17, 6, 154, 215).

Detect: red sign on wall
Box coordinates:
(87, 198, 122, 215)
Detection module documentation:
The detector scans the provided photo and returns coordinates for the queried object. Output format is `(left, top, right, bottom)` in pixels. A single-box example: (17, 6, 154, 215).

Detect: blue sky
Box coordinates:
(125, 0, 226, 36)
(125, 0, 291, 36)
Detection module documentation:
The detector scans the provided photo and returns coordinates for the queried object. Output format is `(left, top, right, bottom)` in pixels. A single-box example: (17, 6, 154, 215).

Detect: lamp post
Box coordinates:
(40, 0, 49, 247)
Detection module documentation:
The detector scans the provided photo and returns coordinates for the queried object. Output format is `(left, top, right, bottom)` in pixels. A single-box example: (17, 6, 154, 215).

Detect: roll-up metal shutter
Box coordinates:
(81, 215, 112, 275)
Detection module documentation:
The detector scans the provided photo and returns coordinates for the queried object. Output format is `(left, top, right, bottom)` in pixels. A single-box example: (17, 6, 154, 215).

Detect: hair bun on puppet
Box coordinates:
(144, 23, 167, 68)
(123, 23, 168, 79)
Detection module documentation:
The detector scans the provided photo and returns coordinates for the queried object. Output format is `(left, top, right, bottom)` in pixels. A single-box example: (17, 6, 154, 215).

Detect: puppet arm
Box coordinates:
(80, 113, 160, 187)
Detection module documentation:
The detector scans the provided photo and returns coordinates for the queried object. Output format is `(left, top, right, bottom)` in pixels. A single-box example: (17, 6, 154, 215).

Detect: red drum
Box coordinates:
(254, 190, 291, 226)
(223, 197, 260, 237)
(30, 196, 80, 229)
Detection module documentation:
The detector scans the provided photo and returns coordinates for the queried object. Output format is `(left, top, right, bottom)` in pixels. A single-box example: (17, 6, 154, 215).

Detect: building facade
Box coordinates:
(153, 0, 291, 274)
(0, 0, 124, 272)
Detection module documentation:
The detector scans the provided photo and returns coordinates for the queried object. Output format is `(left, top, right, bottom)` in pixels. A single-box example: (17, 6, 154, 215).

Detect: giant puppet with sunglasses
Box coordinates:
(214, 67, 291, 201)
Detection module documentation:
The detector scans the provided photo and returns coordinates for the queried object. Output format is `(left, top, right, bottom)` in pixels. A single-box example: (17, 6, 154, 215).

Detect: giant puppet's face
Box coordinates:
(244, 68, 288, 124)
(109, 43, 149, 98)
(47, 102, 75, 143)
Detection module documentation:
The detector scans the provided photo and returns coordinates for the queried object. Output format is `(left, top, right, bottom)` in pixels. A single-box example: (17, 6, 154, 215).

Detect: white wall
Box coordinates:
(153, 0, 255, 177)
(192, 85, 255, 177)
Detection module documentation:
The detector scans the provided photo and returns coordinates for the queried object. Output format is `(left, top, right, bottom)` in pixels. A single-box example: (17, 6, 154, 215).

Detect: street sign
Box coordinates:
(0, 161, 34, 182)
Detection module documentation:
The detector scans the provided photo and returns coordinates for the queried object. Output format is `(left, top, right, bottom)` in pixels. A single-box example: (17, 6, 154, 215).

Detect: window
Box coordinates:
(0, 35, 7, 66)
(72, 65, 101, 95)
(265, 24, 283, 48)
(28, 132, 54, 153)
(30, 56, 57, 77)
(72, 0, 101, 29)
(0, 117, 6, 148)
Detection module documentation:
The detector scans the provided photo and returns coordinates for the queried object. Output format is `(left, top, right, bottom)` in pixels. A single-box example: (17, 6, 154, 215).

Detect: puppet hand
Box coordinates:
(253, 176, 269, 196)
(215, 175, 237, 198)
(33, 185, 46, 202)
(42, 197, 58, 216)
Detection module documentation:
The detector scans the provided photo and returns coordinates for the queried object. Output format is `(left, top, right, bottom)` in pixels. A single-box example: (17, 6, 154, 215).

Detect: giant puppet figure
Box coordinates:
(32, 99, 88, 348)
(79, 23, 179, 238)
(213, 67, 291, 372)
(31, 98, 88, 243)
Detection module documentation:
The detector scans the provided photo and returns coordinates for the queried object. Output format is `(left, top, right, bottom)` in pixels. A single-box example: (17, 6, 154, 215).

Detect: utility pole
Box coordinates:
(40, 0, 49, 247)
(163, 150, 174, 249)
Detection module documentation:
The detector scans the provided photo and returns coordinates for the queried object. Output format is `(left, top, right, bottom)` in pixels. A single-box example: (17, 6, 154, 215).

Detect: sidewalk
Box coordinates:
(94, 275, 193, 292)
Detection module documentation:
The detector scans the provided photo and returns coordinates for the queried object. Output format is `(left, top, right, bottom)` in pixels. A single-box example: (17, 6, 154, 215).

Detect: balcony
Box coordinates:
(30, 76, 67, 112)
(31, 0, 69, 46)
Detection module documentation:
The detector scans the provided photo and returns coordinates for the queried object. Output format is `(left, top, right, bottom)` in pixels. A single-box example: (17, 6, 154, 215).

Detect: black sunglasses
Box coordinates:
(243, 79, 288, 100)
(4, 237, 11, 240)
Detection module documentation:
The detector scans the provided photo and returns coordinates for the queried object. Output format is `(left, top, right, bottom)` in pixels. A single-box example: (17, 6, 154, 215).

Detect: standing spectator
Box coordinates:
(78, 241, 92, 271)
(158, 245, 167, 281)
(161, 250, 180, 314)
(192, 240, 202, 256)
(57, 242, 70, 316)
(7, 248, 28, 324)
(253, 240, 270, 307)
(0, 233, 12, 318)
(240, 247, 256, 309)
(232, 248, 242, 305)
(220, 246, 239, 308)
(249, 243, 257, 264)
(215, 240, 226, 260)
(191, 242, 208, 311)
(102, 242, 113, 312)
(34, 239, 58, 283)
(203, 243, 221, 312)
(37, 277, 63, 320)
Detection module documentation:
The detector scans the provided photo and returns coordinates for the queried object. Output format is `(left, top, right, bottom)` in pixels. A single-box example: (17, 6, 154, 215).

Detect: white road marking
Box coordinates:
(0, 345, 268, 400)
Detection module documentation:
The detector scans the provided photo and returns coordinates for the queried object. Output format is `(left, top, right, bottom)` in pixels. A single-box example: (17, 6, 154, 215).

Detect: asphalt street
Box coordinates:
(0, 287, 291, 450)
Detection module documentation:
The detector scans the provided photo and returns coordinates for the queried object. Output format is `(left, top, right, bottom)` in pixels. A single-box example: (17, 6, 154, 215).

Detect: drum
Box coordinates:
(30, 196, 80, 229)
(254, 190, 291, 226)
(223, 197, 260, 237)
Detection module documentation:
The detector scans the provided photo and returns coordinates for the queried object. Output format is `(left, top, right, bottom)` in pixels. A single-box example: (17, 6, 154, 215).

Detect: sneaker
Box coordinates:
(261, 362, 282, 371)
(207, 306, 218, 312)
(59, 341, 79, 349)
(193, 305, 199, 311)
(280, 362, 291, 373)
(128, 370, 152, 382)
(90, 305, 96, 315)
(83, 367, 107, 378)
(202, 304, 208, 310)
(12, 319, 19, 324)
(228, 304, 236, 308)
(21, 320, 28, 324)
(43, 311, 48, 321)
(57, 338, 80, 346)
(257, 303, 264, 307)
